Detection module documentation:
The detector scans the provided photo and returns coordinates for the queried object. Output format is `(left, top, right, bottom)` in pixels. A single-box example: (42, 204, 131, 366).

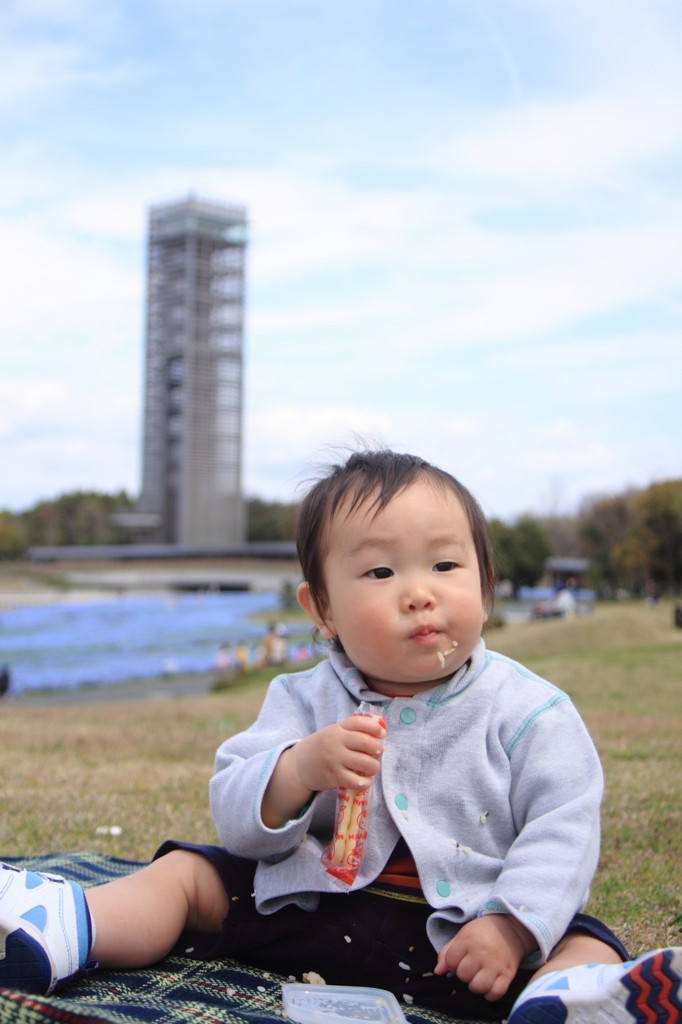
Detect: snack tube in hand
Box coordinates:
(321, 701, 386, 886)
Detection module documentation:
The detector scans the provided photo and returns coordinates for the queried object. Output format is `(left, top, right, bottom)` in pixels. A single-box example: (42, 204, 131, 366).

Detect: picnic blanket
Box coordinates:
(0, 853, 484, 1024)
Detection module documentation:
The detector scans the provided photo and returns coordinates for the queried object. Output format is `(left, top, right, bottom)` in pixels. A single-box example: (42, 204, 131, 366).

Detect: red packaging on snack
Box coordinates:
(321, 701, 386, 886)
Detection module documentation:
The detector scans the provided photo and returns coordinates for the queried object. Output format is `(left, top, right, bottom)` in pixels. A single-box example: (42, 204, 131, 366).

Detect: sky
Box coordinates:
(1, 0, 680, 523)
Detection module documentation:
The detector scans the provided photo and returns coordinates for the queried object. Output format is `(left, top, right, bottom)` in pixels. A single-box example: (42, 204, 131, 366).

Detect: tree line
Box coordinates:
(1, 479, 681, 596)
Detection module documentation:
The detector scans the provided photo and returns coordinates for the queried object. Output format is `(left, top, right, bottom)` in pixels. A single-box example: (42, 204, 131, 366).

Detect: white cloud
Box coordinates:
(247, 404, 394, 456)
(0, 220, 141, 346)
(0, 0, 149, 112)
(519, 421, 611, 472)
(438, 95, 681, 187)
(0, 379, 69, 439)
(50, 194, 147, 242)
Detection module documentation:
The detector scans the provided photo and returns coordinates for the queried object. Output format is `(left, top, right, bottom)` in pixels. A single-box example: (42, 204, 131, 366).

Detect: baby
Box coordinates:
(1, 449, 680, 1023)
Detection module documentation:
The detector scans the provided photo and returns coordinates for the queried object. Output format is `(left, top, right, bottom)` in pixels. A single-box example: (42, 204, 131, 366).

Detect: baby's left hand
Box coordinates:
(434, 914, 535, 1002)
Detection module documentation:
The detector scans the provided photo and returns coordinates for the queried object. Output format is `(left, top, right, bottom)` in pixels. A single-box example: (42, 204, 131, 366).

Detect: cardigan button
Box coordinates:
(395, 794, 409, 811)
(436, 880, 451, 898)
(399, 707, 417, 724)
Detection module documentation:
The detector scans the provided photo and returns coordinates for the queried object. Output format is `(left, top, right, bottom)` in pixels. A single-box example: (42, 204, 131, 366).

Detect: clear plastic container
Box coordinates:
(282, 984, 407, 1024)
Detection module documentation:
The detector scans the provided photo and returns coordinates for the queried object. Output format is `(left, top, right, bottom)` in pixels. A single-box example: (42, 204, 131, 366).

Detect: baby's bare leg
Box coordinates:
(86, 850, 229, 968)
(531, 933, 622, 981)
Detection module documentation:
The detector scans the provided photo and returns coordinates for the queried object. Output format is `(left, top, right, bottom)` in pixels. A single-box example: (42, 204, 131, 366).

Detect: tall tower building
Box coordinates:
(136, 196, 248, 545)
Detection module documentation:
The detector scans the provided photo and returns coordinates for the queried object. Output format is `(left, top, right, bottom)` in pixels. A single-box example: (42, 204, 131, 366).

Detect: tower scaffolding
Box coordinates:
(135, 196, 248, 545)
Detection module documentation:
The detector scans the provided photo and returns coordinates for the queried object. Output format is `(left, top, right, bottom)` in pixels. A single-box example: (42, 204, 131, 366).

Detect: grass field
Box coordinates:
(1, 599, 680, 958)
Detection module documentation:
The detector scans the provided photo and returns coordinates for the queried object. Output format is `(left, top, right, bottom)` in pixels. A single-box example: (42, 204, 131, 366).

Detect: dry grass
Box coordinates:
(1, 599, 680, 957)
(0, 678, 271, 859)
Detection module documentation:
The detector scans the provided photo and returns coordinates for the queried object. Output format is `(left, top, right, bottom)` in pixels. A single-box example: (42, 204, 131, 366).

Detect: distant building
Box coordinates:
(545, 556, 591, 589)
(129, 196, 248, 545)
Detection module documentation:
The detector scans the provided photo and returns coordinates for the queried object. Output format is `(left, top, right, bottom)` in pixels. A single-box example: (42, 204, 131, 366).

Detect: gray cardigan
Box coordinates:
(209, 639, 602, 964)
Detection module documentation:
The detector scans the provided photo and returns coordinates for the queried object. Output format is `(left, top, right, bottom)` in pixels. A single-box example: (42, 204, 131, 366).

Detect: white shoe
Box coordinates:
(508, 948, 682, 1023)
(0, 863, 93, 994)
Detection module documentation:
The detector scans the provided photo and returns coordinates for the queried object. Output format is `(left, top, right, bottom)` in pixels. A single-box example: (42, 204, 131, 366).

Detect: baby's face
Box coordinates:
(303, 478, 487, 696)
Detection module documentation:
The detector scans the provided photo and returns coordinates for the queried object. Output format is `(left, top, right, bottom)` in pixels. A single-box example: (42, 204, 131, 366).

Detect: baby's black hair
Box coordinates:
(295, 449, 496, 615)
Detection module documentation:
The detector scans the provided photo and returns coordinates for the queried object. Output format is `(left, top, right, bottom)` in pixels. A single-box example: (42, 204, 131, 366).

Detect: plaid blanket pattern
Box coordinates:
(0, 853, 481, 1024)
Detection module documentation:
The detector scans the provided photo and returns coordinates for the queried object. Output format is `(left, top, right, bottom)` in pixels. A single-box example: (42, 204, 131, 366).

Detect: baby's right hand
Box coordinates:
(292, 715, 385, 795)
(261, 715, 385, 829)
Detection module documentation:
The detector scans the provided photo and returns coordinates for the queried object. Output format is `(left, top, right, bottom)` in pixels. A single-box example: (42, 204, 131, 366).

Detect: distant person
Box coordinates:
(215, 643, 238, 680)
(234, 642, 251, 673)
(0, 665, 9, 698)
(0, 449, 679, 1022)
(555, 586, 577, 617)
(261, 622, 288, 667)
